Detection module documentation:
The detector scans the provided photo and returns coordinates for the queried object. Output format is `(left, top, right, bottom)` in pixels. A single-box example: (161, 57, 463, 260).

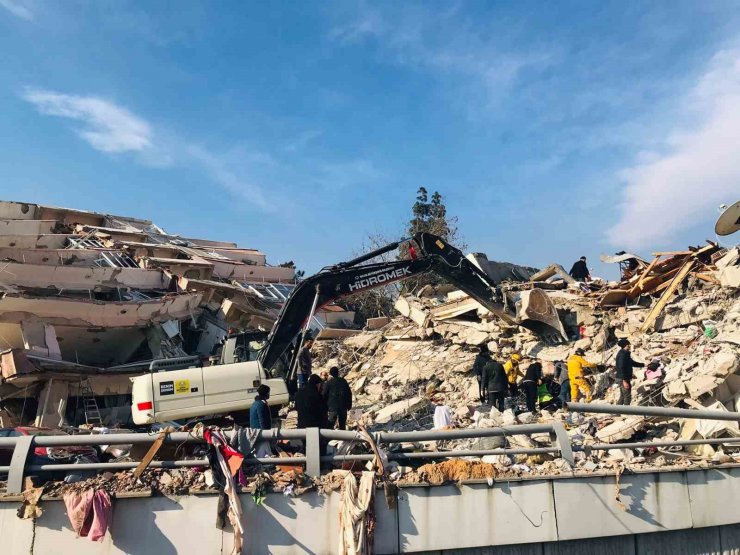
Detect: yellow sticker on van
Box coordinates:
(175, 379, 191, 394)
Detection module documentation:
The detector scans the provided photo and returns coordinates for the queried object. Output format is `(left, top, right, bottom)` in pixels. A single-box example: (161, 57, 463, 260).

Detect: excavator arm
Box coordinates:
(259, 233, 565, 372)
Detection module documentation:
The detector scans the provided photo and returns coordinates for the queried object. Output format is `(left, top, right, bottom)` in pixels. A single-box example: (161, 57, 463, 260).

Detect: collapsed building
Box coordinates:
(0, 200, 355, 429)
(310, 241, 740, 476)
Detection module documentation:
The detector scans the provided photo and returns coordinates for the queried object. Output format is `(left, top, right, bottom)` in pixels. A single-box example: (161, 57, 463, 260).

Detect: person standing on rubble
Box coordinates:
(504, 354, 522, 398)
(521, 361, 543, 413)
(553, 360, 571, 404)
(482, 357, 508, 412)
(297, 338, 314, 389)
(569, 256, 591, 282)
(473, 346, 490, 403)
(323, 366, 353, 430)
(615, 339, 644, 405)
(249, 384, 272, 430)
(295, 373, 328, 429)
(567, 348, 597, 402)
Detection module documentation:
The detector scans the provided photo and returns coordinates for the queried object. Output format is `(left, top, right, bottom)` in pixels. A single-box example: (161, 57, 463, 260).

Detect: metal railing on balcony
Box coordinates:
(1, 403, 740, 494)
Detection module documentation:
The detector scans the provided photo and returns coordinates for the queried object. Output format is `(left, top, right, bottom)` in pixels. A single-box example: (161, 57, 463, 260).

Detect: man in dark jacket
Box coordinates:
(295, 373, 328, 429)
(482, 358, 507, 412)
(569, 256, 590, 281)
(297, 338, 314, 389)
(472, 346, 489, 403)
(323, 366, 353, 430)
(615, 338, 644, 405)
(521, 362, 543, 413)
(249, 384, 272, 430)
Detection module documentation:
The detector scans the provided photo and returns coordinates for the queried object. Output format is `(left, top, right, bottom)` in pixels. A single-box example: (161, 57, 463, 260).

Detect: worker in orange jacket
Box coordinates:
(567, 348, 597, 402)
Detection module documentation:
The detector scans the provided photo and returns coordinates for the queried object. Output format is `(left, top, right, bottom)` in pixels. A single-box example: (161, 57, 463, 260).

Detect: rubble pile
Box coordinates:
(311, 244, 740, 479)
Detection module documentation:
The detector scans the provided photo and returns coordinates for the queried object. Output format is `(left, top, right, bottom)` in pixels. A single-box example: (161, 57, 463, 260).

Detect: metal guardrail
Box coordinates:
(1, 404, 740, 494)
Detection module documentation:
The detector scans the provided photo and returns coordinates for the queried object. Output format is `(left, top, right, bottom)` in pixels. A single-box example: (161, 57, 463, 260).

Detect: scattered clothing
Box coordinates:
(196, 425, 244, 555)
(338, 471, 375, 555)
(63, 489, 111, 542)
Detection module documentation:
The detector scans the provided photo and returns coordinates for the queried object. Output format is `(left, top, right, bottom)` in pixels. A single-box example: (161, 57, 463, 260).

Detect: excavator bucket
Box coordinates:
(511, 288, 567, 343)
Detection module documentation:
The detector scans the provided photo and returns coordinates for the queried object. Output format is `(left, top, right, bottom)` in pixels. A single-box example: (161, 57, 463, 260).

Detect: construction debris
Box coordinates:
(309, 237, 740, 478)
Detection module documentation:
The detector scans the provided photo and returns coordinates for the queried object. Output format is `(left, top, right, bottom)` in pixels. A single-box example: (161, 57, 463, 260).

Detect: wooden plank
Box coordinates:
(694, 272, 721, 285)
(651, 250, 693, 256)
(627, 266, 681, 298)
(132, 432, 166, 479)
(632, 255, 661, 294)
(640, 260, 695, 333)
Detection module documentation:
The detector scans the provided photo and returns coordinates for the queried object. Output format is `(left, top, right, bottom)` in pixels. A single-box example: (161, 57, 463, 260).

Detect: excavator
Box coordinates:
(131, 233, 565, 425)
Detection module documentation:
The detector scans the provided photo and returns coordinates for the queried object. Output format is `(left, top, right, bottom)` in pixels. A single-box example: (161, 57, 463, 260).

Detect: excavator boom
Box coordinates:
(260, 233, 565, 372)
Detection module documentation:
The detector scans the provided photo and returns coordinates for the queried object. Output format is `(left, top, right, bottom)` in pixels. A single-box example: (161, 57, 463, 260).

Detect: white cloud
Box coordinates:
(329, 4, 553, 110)
(22, 88, 152, 153)
(607, 49, 740, 249)
(186, 145, 274, 212)
(0, 0, 33, 20)
(314, 158, 385, 189)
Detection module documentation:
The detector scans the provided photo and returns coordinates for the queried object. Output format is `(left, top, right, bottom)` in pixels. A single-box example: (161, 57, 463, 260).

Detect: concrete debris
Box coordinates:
(1, 197, 738, 486)
(309, 237, 740, 478)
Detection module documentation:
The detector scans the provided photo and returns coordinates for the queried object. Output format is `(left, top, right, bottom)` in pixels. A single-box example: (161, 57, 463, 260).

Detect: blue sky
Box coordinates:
(1, 1, 739, 278)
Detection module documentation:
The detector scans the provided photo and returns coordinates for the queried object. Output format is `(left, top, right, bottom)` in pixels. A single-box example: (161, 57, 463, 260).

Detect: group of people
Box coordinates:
(475, 338, 647, 414)
(249, 335, 354, 434)
(475, 351, 563, 414)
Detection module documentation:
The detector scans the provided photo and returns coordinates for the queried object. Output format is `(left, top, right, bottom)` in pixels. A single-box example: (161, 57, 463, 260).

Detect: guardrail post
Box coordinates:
(8, 435, 33, 494)
(305, 428, 321, 478)
(550, 421, 574, 467)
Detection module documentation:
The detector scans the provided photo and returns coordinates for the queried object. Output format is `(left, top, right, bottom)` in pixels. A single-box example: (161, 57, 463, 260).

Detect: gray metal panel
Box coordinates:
(688, 469, 740, 528)
(397, 481, 557, 552)
(543, 535, 636, 555)
(636, 526, 721, 555)
(553, 471, 692, 540)
(720, 523, 740, 555)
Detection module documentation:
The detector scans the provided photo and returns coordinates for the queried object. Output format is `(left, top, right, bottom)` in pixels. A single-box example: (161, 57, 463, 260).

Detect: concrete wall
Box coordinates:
(1, 467, 739, 554)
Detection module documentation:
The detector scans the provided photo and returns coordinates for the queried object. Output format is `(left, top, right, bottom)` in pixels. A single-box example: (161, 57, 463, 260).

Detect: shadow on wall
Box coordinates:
(110, 497, 182, 555)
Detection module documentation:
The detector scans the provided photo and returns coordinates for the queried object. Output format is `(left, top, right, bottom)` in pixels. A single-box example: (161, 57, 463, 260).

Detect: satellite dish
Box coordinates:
(715, 200, 740, 236)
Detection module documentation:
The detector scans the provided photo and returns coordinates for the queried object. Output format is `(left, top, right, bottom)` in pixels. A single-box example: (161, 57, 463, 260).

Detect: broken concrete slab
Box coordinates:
(374, 396, 429, 424)
(595, 416, 646, 443)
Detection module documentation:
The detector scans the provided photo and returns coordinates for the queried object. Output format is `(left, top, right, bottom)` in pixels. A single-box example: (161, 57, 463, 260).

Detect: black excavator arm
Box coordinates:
(259, 233, 564, 372)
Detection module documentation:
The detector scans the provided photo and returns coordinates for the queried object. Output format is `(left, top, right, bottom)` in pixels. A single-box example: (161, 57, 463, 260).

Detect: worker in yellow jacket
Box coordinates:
(503, 353, 522, 397)
(567, 348, 597, 402)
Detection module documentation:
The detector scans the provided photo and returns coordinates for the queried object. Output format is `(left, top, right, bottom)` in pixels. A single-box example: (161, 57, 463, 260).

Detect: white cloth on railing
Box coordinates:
(338, 471, 375, 555)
